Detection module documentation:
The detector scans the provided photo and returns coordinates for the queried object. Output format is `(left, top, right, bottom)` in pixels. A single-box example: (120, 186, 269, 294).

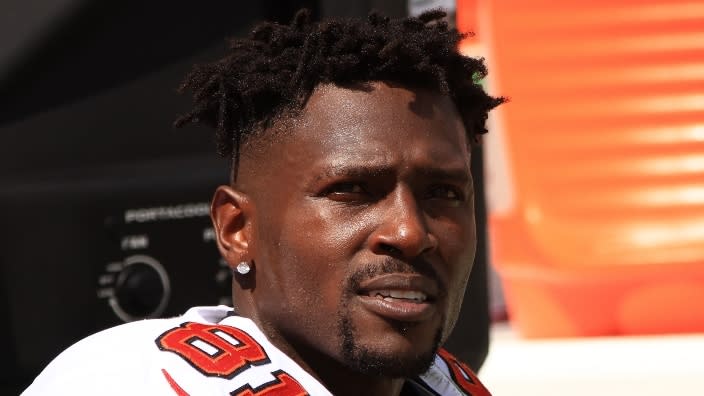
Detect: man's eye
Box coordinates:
(428, 185, 464, 201)
(333, 183, 364, 193)
(324, 182, 368, 200)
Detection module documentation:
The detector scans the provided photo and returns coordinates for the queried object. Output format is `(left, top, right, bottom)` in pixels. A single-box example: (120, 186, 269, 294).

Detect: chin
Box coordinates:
(339, 316, 443, 377)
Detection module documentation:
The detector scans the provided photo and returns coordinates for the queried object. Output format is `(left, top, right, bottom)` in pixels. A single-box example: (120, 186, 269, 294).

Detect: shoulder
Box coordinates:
(22, 306, 233, 395)
(416, 348, 492, 396)
(22, 306, 332, 396)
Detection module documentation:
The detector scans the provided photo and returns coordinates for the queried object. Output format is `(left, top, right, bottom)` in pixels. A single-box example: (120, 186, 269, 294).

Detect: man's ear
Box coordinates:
(211, 185, 254, 266)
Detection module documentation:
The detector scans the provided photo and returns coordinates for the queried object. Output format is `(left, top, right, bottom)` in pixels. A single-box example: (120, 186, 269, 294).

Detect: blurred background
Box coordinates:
(2, 0, 703, 395)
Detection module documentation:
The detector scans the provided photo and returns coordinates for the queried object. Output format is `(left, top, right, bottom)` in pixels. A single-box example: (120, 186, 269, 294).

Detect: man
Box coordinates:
(23, 9, 503, 395)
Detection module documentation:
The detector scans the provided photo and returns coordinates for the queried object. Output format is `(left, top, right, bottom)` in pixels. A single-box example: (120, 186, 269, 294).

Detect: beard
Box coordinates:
(336, 257, 446, 377)
(338, 313, 443, 378)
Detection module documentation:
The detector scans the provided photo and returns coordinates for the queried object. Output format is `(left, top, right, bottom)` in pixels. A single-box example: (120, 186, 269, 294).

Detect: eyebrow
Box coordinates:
(315, 164, 471, 184)
(314, 165, 391, 182)
(420, 168, 471, 184)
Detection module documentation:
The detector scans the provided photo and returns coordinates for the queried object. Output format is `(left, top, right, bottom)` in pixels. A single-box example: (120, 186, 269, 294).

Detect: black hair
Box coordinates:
(174, 8, 504, 174)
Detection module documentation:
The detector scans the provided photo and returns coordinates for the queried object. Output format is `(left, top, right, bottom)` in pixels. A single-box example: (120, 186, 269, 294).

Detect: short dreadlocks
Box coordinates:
(174, 9, 504, 176)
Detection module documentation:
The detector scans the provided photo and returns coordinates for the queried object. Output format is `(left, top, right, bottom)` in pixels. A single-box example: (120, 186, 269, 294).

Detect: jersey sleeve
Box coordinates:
(21, 320, 176, 395)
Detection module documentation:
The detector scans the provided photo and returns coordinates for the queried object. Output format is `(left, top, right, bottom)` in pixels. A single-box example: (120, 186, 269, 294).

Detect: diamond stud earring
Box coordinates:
(235, 261, 251, 275)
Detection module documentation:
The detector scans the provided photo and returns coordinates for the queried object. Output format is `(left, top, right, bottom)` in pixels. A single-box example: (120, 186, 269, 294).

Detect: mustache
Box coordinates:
(347, 256, 445, 292)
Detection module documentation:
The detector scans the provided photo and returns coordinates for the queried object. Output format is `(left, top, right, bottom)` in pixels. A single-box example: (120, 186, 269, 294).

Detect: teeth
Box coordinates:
(368, 290, 427, 302)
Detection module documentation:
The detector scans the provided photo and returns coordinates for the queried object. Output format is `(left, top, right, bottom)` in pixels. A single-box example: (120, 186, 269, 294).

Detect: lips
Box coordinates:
(367, 289, 428, 302)
(355, 273, 440, 322)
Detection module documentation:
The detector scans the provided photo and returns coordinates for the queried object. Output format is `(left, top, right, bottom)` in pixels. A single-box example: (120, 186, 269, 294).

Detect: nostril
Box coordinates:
(380, 244, 401, 255)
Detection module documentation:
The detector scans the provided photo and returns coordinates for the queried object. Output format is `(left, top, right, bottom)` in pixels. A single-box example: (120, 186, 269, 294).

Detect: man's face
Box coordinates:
(237, 82, 476, 376)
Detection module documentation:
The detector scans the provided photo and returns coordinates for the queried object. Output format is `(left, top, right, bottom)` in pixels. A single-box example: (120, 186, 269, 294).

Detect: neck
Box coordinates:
(276, 335, 407, 396)
(234, 292, 409, 396)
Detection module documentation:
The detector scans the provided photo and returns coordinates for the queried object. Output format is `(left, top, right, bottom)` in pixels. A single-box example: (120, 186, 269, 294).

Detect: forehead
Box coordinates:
(301, 82, 462, 134)
(239, 82, 470, 183)
(294, 82, 467, 157)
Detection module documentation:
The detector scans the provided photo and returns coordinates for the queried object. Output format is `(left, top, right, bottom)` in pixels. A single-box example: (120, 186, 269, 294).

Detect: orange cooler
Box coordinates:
(458, 0, 704, 337)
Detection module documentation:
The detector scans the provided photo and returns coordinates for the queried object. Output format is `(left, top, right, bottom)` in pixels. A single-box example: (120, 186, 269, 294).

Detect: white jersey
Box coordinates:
(22, 306, 490, 396)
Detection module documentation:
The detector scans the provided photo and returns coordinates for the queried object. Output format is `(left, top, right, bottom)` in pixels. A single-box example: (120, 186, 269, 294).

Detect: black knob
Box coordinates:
(112, 256, 169, 321)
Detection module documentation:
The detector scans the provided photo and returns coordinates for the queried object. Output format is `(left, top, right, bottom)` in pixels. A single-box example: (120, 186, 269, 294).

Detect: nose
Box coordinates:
(369, 187, 438, 258)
